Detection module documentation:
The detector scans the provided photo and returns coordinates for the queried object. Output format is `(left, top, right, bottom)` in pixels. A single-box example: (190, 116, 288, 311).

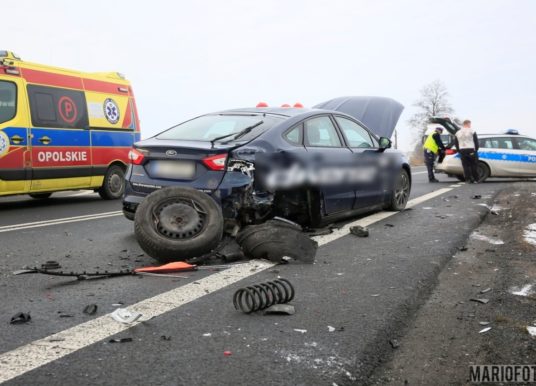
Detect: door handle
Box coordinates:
(10, 135, 24, 145)
(38, 136, 51, 145)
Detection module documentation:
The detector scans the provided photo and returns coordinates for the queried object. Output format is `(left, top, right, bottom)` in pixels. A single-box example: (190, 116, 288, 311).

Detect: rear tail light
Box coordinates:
(202, 154, 227, 171)
(445, 149, 457, 155)
(128, 148, 145, 165)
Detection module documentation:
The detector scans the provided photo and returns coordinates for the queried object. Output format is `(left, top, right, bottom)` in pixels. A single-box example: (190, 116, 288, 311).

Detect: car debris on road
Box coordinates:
(233, 278, 295, 314)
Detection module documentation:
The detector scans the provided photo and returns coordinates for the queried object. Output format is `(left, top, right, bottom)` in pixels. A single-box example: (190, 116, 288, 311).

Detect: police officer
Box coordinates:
(455, 119, 480, 183)
(423, 127, 446, 182)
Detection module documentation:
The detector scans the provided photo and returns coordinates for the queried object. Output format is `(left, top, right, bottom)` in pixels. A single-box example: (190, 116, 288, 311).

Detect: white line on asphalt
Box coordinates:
(0, 211, 123, 233)
(313, 187, 453, 246)
(69, 190, 97, 197)
(412, 171, 428, 175)
(0, 186, 458, 383)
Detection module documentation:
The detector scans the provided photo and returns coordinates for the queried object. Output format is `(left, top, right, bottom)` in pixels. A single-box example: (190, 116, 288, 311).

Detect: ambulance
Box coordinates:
(0, 51, 140, 199)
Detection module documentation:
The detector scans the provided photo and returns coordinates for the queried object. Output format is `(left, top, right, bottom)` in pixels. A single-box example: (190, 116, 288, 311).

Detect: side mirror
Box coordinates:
(379, 137, 392, 151)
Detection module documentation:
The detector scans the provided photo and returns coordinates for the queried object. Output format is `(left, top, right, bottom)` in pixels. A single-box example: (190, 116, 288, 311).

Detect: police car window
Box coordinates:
(516, 138, 536, 151)
(156, 114, 281, 141)
(334, 116, 374, 148)
(284, 125, 302, 145)
(0, 81, 16, 124)
(304, 116, 342, 147)
(497, 137, 514, 149)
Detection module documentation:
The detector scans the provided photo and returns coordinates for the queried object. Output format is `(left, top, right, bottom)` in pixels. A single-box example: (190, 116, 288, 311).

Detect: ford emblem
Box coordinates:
(166, 150, 177, 156)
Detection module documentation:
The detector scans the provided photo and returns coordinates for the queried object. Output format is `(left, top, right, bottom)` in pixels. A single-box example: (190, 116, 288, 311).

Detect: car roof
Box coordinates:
(218, 107, 315, 118)
(479, 133, 534, 138)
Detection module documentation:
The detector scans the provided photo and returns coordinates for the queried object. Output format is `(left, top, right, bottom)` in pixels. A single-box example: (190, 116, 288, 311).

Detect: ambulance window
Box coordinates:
(0, 81, 16, 124)
(27, 85, 89, 129)
(34, 93, 57, 122)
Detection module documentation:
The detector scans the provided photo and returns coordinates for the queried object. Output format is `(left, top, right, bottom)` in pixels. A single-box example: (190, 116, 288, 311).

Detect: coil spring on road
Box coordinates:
(233, 278, 295, 314)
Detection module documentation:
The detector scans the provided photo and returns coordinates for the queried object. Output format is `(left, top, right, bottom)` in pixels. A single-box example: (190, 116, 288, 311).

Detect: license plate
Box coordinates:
(151, 160, 195, 179)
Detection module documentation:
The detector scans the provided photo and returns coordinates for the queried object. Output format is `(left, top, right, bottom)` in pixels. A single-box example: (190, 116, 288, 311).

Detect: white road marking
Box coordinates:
(313, 188, 453, 245)
(0, 186, 458, 383)
(0, 211, 123, 233)
(69, 190, 97, 197)
(412, 171, 428, 175)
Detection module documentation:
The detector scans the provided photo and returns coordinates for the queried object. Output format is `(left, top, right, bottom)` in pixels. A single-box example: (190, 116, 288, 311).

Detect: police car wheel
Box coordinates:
(386, 168, 410, 211)
(98, 165, 125, 200)
(29, 193, 52, 199)
(134, 187, 223, 263)
(477, 162, 490, 182)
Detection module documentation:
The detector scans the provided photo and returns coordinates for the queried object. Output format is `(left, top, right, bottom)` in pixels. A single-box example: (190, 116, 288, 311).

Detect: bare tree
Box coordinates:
(408, 80, 454, 164)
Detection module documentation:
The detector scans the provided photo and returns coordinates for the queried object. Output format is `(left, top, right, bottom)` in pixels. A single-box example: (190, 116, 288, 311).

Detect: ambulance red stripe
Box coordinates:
(83, 78, 128, 96)
(21, 68, 83, 89)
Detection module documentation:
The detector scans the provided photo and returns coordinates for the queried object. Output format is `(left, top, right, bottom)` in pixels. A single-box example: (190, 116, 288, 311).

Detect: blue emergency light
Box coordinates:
(504, 129, 519, 135)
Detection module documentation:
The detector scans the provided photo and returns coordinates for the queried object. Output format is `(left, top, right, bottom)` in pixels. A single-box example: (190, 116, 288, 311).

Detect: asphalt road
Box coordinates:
(0, 167, 527, 385)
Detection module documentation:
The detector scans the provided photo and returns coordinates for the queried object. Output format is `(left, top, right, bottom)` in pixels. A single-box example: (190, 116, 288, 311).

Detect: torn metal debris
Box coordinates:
(349, 225, 369, 237)
(83, 304, 98, 315)
(10, 312, 31, 325)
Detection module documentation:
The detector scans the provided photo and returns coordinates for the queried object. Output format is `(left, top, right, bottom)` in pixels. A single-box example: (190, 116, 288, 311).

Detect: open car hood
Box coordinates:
(313, 96, 404, 139)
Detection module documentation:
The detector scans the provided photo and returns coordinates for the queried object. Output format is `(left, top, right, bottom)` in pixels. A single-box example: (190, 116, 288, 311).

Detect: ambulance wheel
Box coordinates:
(98, 165, 125, 200)
(477, 162, 490, 182)
(29, 193, 52, 199)
(385, 168, 410, 211)
(134, 187, 223, 263)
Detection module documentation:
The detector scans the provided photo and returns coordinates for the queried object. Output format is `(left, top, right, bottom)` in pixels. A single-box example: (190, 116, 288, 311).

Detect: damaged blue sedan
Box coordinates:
(123, 97, 410, 262)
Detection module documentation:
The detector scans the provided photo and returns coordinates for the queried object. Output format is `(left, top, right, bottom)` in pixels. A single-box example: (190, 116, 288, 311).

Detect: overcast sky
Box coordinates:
(5, 0, 536, 151)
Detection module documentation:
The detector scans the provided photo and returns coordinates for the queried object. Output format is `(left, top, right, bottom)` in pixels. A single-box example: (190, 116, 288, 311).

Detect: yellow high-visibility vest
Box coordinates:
(423, 133, 439, 154)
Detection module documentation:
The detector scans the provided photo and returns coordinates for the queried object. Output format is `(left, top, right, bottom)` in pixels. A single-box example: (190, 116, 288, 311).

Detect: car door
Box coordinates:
(333, 115, 384, 209)
(303, 115, 355, 215)
(512, 136, 536, 177)
(27, 85, 92, 191)
(478, 136, 517, 177)
(0, 77, 31, 194)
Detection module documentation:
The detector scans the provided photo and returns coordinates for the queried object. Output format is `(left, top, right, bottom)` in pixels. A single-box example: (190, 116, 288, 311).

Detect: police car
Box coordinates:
(436, 129, 536, 181)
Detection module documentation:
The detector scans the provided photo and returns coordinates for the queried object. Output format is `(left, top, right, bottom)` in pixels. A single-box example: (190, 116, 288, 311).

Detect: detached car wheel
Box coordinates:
(98, 165, 125, 200)
(134, 187, 223, 262)
(386, 168, 410, 211)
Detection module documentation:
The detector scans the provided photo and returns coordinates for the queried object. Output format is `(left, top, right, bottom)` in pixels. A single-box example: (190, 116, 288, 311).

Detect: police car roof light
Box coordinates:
(256, 102, 269, 108)
(505, 129, 519, 135)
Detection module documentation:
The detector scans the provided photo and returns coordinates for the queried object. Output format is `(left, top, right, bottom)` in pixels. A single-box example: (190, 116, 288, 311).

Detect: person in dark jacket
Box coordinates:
(422, 127, 446, 182)
(454, 119, 480, 183)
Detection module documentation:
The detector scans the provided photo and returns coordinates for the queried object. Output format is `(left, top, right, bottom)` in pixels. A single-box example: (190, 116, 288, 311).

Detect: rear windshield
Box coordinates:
(156, 114, 283, 142)
(0, 81, 17, 124)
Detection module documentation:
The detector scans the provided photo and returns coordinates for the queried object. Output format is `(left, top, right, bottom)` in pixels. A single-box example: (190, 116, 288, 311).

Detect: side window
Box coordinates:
(334, 116, 374, 148)
(497, 137, 514, 149)
(27, 85, 89, 129)
(284, 124, 302, 145)
(304, 116, 342, 147)
(0, 81, 17, 124)
(516, 137, 536, 151)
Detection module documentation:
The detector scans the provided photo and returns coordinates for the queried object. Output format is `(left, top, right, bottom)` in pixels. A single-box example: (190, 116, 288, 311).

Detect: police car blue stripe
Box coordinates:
(454, 151, 536, 163)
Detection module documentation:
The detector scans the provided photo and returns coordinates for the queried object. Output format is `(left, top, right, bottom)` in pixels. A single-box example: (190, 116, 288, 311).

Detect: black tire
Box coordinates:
(385, 168, 411, 211)
(123, 209, 135, 221)
(98, 165, 125, 200)
(29, 192, 52, 199)
(134, 187, 223, 262)
(237, 219, 317, 263)
(455, 175, 466, 182)
(477, 162, 490, 182)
